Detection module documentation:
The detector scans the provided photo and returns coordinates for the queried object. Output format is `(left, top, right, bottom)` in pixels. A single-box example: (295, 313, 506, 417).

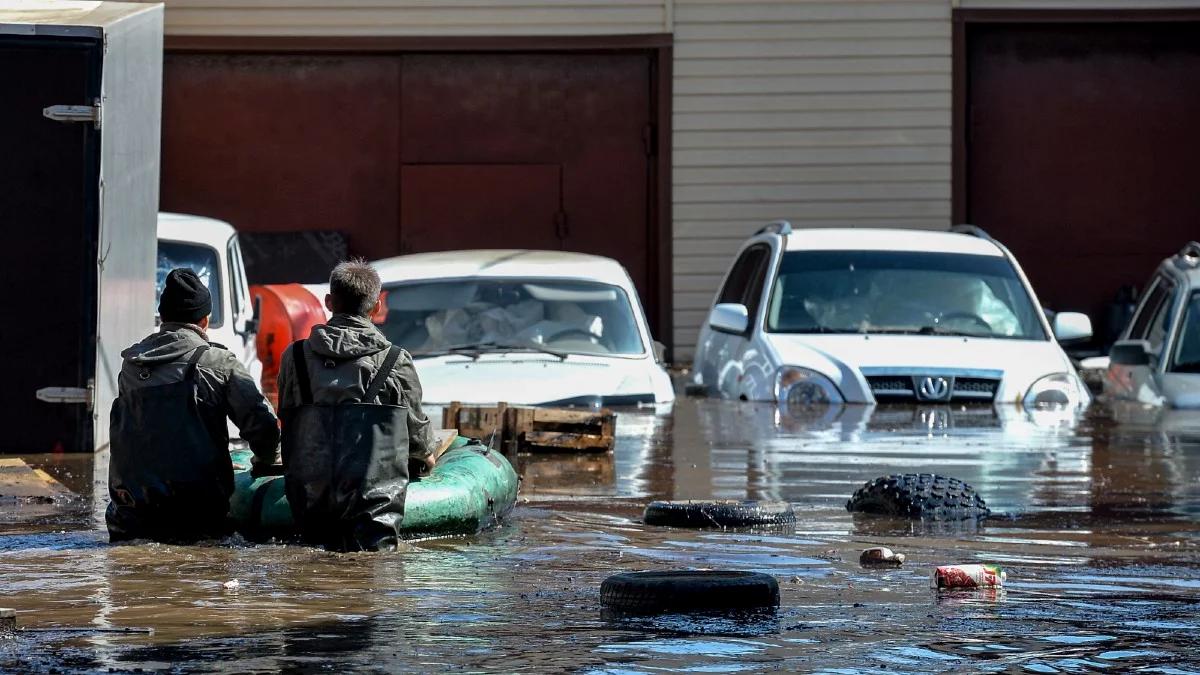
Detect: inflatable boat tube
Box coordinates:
(229, 436, 519, 540)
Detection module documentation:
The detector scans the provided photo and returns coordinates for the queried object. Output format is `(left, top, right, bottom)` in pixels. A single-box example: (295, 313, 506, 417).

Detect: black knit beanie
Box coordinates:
(159, 268, 212, 324)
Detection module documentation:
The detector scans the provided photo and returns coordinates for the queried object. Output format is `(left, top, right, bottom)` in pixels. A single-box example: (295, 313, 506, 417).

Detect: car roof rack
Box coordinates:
(1176, 241, 1200, 269)
(951, 224, 994, 241)
(756, 220, 792, 236)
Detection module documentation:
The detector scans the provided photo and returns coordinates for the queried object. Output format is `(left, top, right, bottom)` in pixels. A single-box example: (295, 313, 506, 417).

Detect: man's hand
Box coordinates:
(412, 453, 436, 477)
(250, 459, 285, 479)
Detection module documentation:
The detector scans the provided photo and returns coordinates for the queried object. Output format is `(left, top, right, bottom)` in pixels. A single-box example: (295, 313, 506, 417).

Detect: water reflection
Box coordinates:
(0, 399, 1197, 672)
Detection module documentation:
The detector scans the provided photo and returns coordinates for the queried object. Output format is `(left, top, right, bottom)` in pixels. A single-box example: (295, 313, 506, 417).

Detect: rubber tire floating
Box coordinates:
(600, 571, 780, 613)
(642, 500, 796, 528)
(845, 474, 990, 520)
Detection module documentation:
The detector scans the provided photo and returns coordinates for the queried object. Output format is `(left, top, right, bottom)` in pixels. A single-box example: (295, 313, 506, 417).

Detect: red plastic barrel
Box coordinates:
(251, 284, 327, 408)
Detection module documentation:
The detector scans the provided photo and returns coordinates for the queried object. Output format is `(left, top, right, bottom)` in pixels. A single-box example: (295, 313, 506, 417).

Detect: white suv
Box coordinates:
(690, 224, 1093, 408)
(1104, 242, 1200, 408)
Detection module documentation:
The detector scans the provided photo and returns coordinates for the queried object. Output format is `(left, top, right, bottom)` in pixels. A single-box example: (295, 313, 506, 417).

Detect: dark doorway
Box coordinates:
(160, 41, 669, 342)
(958, 17, 1200, 336)
(0, 36, 101, 453)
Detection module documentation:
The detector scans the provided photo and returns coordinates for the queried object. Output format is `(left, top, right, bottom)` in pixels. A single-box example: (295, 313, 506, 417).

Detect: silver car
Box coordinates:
(1105, 242, 1200, 408)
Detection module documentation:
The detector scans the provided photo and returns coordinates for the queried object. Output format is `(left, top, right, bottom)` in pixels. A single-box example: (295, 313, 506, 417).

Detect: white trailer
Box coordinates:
(0, 2, 163, 453)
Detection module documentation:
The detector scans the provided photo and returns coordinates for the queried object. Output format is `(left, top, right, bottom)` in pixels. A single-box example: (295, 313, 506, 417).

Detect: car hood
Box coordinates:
(412, 353, 667, 406)
(766, 334, 1073, 403)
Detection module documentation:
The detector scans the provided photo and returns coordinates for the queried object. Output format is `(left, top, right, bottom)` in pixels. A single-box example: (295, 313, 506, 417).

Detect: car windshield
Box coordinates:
(765, 250, 1046, 340)
(1172, 291, 1200, 373)
(376, 279, 646, 358)
(157, 241, 222, 326)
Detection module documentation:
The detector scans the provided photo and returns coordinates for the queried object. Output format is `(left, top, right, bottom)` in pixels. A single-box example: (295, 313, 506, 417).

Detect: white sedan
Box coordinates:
(370, 250, 675, 410)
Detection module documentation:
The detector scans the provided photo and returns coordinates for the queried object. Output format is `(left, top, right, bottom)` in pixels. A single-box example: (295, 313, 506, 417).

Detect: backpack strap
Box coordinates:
(184, 346, 209, 382)
(362, 346, 402, 404)
(290, 340, 314, 405)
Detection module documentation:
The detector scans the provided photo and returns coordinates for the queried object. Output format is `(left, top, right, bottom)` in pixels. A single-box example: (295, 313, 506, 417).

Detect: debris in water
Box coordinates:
(223, 579, 240, 590)
(0, 608, 14, 632)
(860, 546, 905, 567)
(931, 564, 1005, 590)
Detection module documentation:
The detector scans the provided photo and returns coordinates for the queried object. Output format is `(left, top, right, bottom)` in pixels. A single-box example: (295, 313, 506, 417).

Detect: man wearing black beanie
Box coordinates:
(107, 268, 280, 543)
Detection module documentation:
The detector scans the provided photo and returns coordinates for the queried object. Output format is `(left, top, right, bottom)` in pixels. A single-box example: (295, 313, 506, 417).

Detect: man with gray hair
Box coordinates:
(277, 259, 434, 551)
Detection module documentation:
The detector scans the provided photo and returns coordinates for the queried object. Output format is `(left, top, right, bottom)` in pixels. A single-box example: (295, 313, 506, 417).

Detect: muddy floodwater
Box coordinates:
(2, 399, 1199, 673)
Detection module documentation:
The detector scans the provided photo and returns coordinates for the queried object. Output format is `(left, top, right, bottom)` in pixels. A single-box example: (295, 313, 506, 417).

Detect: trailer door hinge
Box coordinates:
(37, 381, 94, 412)
(43, 98, 102, 129)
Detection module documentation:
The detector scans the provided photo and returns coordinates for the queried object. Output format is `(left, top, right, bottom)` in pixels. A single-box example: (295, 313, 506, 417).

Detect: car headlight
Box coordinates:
(1023, 372, 1083, 408)
(775, 366, 843, 407)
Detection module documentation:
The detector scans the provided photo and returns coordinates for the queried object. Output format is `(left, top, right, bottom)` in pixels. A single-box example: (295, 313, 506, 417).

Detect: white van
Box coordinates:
(156, 213, 262, 385)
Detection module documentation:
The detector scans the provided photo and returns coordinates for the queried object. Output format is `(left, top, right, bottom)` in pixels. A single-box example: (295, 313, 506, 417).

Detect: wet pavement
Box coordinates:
(1, 399, 1199, 673)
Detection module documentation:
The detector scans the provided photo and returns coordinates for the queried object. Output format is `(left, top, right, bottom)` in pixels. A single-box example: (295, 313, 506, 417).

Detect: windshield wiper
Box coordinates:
(496, 342, 568, 361)
(865, 326, 989, 338)
(776, 326, 863, 335)
(411, 341, 568, 361)
(411, 342, 494, 360)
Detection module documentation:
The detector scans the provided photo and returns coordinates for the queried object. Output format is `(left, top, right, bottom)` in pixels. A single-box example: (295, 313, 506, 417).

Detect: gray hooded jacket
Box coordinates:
(277, 314, 434, 463)
(118, 324, 281, 466)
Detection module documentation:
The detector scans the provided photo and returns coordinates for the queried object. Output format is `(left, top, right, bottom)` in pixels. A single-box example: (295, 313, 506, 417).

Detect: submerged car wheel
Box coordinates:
(643, 500, 796, 528)
(600, 571, 780, 613)
(846, 474, 990, 520)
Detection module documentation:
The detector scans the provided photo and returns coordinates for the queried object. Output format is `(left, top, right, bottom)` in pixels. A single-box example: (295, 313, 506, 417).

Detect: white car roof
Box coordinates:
(157, 212, 236, 251)
(372, 250, 635, 289)
(782, 228, 1005, 257)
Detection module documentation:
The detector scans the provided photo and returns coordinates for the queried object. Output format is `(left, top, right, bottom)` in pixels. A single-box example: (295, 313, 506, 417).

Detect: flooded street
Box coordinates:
(2, 398, 1199, 673)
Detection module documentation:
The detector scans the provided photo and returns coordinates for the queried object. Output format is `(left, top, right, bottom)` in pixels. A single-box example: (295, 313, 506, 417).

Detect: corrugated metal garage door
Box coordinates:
(160, 50, 659, 334)
(965, 21, 1200, 334)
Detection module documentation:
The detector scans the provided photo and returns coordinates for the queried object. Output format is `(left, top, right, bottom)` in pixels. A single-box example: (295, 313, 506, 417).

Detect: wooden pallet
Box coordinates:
(442, 402, 615, 456)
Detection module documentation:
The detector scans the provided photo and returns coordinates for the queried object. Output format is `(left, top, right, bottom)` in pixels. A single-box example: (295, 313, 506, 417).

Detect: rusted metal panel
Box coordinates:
(160, 53, 402, 258)
(399, 164, 563, 253)
(161, 49, 661, 336)
(965, 21, 1200, 323)
(399, 52, 653, 307)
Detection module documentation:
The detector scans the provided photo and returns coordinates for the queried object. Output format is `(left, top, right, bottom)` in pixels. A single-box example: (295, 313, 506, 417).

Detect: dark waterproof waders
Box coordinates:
(107, 347, 234, 543)
(281, 342, 410, 552)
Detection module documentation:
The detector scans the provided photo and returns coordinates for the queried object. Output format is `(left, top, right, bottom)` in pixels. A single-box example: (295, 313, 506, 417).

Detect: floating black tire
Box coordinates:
(600, 571, 780, 613)
(643, 500, 796, 529)
(846, 474, 990, 521)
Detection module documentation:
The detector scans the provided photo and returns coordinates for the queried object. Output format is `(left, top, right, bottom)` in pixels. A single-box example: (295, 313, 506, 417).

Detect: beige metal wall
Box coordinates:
(670, 0, 952, 354)
(147, 0, 668, 35)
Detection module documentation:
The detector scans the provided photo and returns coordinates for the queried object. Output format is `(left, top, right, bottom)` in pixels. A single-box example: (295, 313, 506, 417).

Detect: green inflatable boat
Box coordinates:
(229, 436, 518, 540)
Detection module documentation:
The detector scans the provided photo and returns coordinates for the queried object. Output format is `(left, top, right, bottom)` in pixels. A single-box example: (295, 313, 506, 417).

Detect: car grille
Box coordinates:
(865, 374, 1000, 402)
(953, 377, 999, 399)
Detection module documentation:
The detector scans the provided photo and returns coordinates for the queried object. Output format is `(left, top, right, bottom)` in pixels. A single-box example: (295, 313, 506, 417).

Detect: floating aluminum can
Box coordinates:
(860, 546, 905, 567)
(931, 564, 1005, 590)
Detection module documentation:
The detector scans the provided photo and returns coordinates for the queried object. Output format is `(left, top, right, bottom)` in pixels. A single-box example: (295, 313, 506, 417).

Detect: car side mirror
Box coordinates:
(652, 340, 667, 364)
(708, 303, 749, 335)
(1110, 339, 1152, 367)
(1052, 312, 1092, 343)
(244, 295, 262, 336)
